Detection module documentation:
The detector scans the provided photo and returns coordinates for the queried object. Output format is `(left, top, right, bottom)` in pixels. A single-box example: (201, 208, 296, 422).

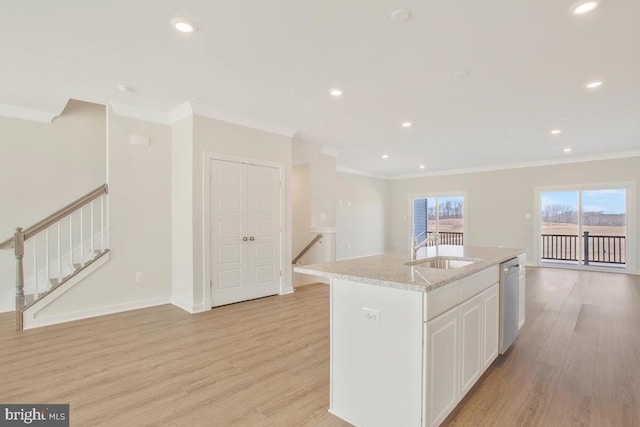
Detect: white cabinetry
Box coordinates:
(330, 265, 503, 427)
(426, 282, 499, 427)
(459, 293, 482, 397)
(426, 308, 459, 426)
(482, 285, 500, 370)
(518, 253, 526, 329)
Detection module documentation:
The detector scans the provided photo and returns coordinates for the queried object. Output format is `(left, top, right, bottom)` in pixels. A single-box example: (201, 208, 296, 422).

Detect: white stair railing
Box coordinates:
(0, 184, 109, 330)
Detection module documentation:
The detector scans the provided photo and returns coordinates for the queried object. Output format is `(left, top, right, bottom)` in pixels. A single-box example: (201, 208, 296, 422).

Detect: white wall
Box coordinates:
(389, 156, 640, 273)
(292, 164, 332, 286)
(0, 100, 106, 239)
(336, 172, 391, 260)
(170, 116, 195, 311)
(291, 138, 339, 286)
(292, 138, 337, 228)
(35, 106, 173, 318)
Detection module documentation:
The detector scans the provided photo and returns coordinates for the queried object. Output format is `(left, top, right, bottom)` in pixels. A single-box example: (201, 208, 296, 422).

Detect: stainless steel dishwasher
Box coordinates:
(499, 257, 520, 354)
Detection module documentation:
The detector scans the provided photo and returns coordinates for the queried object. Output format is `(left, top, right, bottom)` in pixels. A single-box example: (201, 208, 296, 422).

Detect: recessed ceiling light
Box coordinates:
(551, 129, 562, 135)
(585, 80, 603, 89)
(116, 84, 135, 93)
(419, 165, 425, 169)
(381, 154, 389, 159)
(390, 9, 412, 23)
(563, 147, 573, 153)
(329, 88, 343, 97)
(570, 0, 600, 15)
(171, 18, 197, 33)
(453, 70, 469, 78)
(401, 121, 412, 128)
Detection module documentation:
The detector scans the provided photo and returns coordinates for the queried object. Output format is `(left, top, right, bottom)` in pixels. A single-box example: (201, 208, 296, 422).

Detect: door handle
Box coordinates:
(243, 237, 248, 241)
(249, 236, 255, 241)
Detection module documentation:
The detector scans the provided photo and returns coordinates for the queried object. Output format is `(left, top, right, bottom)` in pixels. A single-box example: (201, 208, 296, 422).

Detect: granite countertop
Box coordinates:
(294, 245, 525, 293)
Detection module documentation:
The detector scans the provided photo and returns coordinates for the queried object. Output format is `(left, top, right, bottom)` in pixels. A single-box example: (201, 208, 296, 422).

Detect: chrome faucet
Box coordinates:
(411, 233, 440, 261)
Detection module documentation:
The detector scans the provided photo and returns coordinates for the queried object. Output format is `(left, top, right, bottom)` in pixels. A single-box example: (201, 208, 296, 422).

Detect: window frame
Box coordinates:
(533, 181, 636, 273)
(408, 191, 467, 248)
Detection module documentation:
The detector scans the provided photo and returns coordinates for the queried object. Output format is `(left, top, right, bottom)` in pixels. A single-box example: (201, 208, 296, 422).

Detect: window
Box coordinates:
(411, 195, 465, 246)
(539, 187, 628, 269)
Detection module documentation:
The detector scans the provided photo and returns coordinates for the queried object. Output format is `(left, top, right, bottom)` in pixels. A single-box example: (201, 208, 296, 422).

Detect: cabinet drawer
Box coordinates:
(459, 265, 499, 302)
(425, 265, 499, 321)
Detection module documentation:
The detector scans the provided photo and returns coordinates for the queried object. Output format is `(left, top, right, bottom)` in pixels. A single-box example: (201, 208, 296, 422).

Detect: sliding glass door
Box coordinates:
(539, 188, 627, 269)
(412, 195, 464, 246)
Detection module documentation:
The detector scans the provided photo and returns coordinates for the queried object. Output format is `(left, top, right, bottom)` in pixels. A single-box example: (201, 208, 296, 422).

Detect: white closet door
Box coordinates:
(246, 164, 281, 298)
(211, 160, 248, 306)
(210, 159, 281, 307)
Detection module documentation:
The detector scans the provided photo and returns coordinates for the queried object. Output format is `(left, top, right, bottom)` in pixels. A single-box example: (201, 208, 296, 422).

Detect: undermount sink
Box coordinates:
(404, 256, 480, 269)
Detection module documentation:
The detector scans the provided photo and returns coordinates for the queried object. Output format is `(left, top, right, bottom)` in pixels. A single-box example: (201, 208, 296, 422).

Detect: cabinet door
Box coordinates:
(426, 308, 459, 427)
(482, 284, 500, 370)
(519, 270, 526, 329)
(518, 254, 526, 329)
(459, 293, 483, 397)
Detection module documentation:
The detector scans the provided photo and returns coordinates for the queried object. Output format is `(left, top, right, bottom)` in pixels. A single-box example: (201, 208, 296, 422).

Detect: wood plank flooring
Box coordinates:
(1, 268, 639, 426)
(0, 285, 349, 427)
(443, 267, 640, 427)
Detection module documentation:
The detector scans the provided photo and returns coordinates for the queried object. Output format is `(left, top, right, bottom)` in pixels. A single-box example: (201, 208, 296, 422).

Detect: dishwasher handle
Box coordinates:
(503, 265, 520, 274)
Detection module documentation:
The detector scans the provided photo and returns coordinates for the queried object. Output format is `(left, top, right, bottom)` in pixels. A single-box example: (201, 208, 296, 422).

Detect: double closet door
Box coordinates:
(210, 159, 281, 307)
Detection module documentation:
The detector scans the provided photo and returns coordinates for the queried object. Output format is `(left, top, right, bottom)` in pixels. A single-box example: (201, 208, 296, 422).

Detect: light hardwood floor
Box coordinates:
(1, 268, 639, 426)
(0, 285, 349, 427)
(443, 267, 640, 427)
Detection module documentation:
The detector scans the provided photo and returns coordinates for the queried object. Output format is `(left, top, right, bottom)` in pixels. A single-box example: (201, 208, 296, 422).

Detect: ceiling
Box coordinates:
(2, 1, 639, 178)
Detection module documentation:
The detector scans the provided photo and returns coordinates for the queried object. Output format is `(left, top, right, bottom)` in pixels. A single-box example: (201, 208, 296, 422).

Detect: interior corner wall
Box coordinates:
(310, 154, 337, 228)
(171, 116, 195, 311)
(191, 115, 294, 309)
(292, 164, 329, 286)
(389, 156, 640, 273)
(35, 106, 173, 319)
(335, 172, 392, 260)
(0, 100, 106, 239)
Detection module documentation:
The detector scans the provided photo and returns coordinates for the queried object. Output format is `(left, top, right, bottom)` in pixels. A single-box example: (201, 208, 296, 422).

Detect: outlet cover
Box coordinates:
(362, 307, 381, 326)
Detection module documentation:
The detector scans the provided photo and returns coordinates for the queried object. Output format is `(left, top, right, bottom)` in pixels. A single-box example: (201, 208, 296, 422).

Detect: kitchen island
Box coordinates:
(294, 245, 525, 427)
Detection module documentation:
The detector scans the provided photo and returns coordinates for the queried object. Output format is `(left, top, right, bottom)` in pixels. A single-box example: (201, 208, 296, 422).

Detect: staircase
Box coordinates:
(0, 184, 110, 330)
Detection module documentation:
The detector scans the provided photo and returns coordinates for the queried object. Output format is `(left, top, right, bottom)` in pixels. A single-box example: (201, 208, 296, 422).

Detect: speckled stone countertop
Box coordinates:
(294, 245, 525, 293)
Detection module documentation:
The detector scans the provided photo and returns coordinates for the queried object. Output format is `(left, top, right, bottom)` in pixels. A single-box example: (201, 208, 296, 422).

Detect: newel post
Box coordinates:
(14, 227, 25, 308)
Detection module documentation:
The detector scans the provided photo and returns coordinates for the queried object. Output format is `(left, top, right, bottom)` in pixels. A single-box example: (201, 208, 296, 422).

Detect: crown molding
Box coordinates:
(391, 149, 640, 180)
(110, 103, 172, 125)
(189, 102, 298, 137)
(336, 165, 389, 180)
(0, 104, 59, 124)
(111, 101, 299, 137)
(167, 101, 193, 124)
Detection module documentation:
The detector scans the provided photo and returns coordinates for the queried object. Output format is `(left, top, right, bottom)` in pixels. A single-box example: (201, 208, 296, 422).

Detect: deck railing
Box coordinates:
(541, 232, 626, 265)
(425, 231, 464, 246)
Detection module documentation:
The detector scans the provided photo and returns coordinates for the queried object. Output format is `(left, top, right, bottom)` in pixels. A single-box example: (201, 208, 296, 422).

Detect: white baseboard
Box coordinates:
(280, 285, 295, 295)
(24, 295, 171, 330)
(171, 297, 200, 313)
